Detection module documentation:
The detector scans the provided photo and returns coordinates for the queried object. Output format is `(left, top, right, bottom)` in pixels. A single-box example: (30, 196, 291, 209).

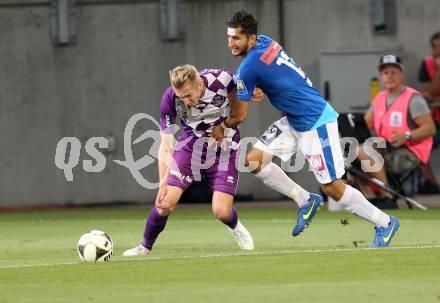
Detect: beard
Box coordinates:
(232, 45, 248, 57)
(238, 48, 248, 57)
(230, 36, 249, 57)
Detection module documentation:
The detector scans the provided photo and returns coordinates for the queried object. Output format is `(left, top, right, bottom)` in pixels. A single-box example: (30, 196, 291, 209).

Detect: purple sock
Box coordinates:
(221, 207, 238, 229)
(141, 207, 169, 250)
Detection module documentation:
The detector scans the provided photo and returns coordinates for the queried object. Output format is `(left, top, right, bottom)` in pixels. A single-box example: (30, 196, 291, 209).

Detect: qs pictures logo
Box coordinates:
(54, 113, 162, 189)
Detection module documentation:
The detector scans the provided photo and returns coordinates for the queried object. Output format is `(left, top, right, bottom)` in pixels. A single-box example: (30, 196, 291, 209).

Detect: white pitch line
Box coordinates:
(1, 244, 439, 270)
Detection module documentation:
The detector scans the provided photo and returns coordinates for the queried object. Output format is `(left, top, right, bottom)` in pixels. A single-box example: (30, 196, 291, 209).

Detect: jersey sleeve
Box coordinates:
(159, 86, 178, 134)
(224, 70, 236, 94)
(235, 65, 257, 102)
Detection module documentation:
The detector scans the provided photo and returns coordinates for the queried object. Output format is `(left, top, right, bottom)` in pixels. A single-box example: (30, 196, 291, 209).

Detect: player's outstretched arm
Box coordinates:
(211, 92, 249, 142)
(155, 132, 175, 207)
(224, 89, 250, 128)
(224, 99, 250, 128)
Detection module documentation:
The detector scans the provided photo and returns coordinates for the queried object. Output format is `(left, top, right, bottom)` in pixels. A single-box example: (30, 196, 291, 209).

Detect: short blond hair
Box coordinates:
(169, 64, 200, 89)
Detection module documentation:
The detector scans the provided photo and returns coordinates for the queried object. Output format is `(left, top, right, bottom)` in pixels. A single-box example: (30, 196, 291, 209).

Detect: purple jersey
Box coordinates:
(159, 69, 240, 195)
(159, 69, 236, 140)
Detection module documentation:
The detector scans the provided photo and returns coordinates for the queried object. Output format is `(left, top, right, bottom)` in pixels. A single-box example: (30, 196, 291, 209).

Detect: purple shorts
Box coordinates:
(167, 139, 239, 196)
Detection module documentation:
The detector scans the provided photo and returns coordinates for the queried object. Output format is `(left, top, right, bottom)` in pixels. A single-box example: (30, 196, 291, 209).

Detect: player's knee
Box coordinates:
(245, 155, 262, 174)
(212, 207, 230, 221)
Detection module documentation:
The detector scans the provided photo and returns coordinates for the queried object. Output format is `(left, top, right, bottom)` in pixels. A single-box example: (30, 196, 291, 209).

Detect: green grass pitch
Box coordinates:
(1, 206, 439, 303)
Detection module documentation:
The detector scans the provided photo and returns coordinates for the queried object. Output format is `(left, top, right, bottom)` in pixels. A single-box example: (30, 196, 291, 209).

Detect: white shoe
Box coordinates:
(122, 244, 150, 257)
(229, 220, 254, 250)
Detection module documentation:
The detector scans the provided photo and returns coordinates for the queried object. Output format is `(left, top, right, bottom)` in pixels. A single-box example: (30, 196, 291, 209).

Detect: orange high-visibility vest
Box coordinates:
(373, 86, 433, 164)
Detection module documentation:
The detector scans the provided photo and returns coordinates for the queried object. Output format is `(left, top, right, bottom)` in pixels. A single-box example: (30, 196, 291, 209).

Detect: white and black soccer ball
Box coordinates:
(77, 230, 113, 263)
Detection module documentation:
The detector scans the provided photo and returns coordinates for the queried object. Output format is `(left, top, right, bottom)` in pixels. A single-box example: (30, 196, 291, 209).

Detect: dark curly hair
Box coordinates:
(227, 10, 258, 36)
(430, 31, 440, 46)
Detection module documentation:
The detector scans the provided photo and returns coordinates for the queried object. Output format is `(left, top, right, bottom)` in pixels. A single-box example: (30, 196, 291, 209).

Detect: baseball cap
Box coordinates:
(378, 55, 404, 71)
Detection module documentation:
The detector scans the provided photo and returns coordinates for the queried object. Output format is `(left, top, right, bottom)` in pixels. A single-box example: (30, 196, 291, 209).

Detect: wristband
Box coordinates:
(405, 131, 413, 142)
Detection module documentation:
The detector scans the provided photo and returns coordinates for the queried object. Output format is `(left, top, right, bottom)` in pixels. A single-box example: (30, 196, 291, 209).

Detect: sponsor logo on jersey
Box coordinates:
(211, 94, 225, 107)
(260, 40, 282, 65)
(236, 80, 248, 96)
(306, 154, 326, 172)
(227, 176, 234, 184)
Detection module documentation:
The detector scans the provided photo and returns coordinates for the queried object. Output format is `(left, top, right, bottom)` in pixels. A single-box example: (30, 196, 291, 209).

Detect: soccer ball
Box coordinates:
(77, 230, 113, 263)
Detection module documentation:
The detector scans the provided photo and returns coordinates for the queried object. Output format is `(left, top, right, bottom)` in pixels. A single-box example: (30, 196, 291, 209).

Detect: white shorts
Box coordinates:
(254, 117, 345, 184)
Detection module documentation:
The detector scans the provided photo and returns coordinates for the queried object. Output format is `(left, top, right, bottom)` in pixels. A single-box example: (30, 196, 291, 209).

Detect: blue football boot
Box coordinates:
(370, 216, 400, 248)
(292, 193, 323, 237)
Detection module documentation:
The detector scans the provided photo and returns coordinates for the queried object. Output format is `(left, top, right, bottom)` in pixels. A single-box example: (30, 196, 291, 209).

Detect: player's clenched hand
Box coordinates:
(208, 124, 225, 150)
(210, 123, 236, 150)
(210, 124, 225, 141)
(251, 87, 265, 102)
(155, 184, 169, 209)
(208, 138, 229, 151)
